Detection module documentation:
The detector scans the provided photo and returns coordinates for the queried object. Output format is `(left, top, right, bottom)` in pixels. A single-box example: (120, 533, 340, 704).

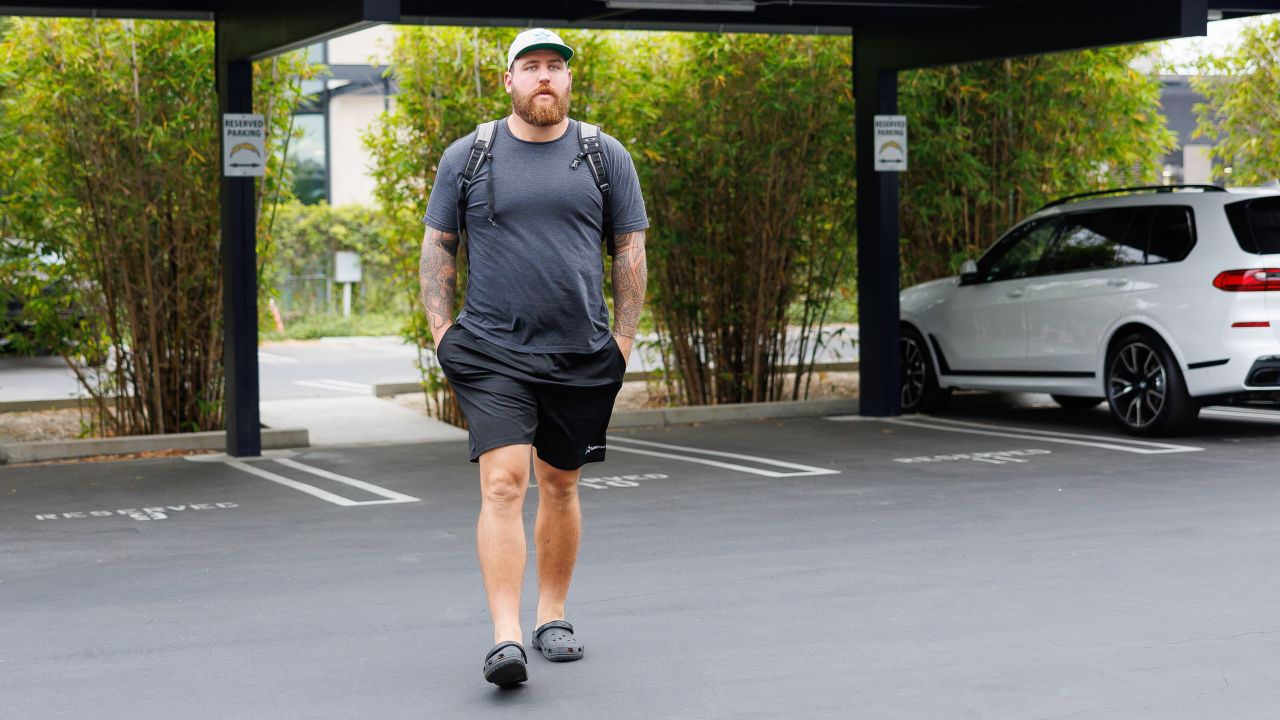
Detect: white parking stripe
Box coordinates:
(273, 458, 419, 503)
(317, 379, 374, 390)
(884, 416, 1203, 455)
(606, 436, 839, 477)
(221, 458, 419, 507)
(1201, 407, 1280, 423)
(257, 351, 299, 365)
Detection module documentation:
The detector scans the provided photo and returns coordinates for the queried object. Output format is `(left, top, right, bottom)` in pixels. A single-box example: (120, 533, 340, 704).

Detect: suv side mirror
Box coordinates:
(958, 259, 979, 286)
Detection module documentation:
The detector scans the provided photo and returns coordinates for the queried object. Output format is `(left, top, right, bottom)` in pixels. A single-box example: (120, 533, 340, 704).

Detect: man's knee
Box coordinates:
(481, 465, 527, 511)
(537, 466, 580, 502)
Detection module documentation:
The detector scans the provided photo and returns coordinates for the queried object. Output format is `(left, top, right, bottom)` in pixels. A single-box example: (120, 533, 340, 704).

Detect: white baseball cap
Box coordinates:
(506, 28, 574, 70)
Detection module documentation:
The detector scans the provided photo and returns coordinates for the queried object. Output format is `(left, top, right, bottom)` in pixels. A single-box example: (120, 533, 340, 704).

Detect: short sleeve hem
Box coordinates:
(423, 214, 458, 233)
(611, 219, 650, 234)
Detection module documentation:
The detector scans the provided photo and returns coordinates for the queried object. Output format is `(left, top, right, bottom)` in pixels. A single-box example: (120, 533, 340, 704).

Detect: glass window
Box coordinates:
(287, 113, 327, 205)
(1226, 196, 1280, 255)
(1041, 209, 1140, 275)
(980, 218, 1060, 283)
(1146, 206, 1196, 263)
(304, 41, 326, 66)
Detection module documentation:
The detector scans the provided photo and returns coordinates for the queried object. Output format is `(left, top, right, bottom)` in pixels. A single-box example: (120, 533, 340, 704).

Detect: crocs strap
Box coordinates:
(485, 640, 526, 663)
(533, 620, 574, 638)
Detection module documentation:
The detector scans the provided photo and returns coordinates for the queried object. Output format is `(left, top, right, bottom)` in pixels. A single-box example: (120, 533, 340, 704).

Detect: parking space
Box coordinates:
(4, 405, 1280, 718)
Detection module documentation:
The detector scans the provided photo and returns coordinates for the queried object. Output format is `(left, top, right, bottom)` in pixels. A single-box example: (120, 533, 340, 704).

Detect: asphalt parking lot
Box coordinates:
(4, 401, 1280, 719)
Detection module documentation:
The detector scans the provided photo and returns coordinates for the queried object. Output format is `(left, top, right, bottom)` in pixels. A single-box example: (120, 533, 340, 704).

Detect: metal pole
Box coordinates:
(218, 53, 263, 456)
(854, 33, 902, 417)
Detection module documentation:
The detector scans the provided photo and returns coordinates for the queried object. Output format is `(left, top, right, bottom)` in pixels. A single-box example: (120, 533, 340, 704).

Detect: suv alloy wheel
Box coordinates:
(901, 325, 950, 413)
(1105, 330, 1198, 436)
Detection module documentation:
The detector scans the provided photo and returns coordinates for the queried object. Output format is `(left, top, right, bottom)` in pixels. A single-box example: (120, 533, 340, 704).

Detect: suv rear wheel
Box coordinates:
(901, 326, 951, 414)
(1105, 330, 1198, 436)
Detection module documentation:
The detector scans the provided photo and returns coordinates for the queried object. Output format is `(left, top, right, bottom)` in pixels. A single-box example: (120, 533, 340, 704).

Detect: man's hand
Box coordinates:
(432, 323, 453, 354)
(419, 227, 460, 352)
(614, 334, 634, 363)
(610, 230, 647, 364)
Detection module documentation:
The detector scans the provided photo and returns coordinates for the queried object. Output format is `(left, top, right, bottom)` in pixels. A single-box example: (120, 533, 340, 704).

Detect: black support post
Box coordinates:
(854, 34, 901, 417)
(217, 56, 262, 457)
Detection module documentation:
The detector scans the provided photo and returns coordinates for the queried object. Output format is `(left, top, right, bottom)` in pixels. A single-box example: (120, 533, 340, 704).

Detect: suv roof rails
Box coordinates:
(1038, 184, 1226, 211)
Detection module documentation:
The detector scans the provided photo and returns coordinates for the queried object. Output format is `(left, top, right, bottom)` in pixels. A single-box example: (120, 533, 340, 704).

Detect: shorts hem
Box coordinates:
(468, 437, 534, 463)
(534, 448, 607, 472)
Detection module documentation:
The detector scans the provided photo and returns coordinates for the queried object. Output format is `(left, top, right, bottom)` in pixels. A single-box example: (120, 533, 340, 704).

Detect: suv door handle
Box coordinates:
(1006, 288, 1025, 299)
(1107, 277, 1130, 287)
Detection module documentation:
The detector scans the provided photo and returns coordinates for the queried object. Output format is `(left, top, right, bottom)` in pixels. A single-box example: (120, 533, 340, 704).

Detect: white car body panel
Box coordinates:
(1024, 267, 1133, 373)
(901, 190, 1280, 402)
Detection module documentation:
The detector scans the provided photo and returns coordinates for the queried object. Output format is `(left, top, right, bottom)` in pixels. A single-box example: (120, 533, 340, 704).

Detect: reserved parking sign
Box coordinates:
(874, 115, 907, 172)
(223, 113, 266, 177)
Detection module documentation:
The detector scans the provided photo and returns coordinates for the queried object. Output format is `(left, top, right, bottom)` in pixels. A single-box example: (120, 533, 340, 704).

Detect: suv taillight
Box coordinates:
(1213, 269, 1280, 292)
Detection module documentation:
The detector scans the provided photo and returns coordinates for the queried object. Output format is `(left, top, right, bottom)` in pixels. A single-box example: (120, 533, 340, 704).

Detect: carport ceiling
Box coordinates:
(4, 1, 1280, 61)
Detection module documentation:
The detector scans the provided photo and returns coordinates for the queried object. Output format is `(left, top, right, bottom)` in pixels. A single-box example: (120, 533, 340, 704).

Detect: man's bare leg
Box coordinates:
(533, 455, 582, 628)
(477, 444, 533, 646)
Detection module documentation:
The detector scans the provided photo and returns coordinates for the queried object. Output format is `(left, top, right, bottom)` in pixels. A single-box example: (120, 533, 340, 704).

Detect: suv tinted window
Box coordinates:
(980, 218, 1060, 283)
(1225, 196, 1280, 255)
(1041, 209, 1141, 274)
(1146, 206, 1196, 263)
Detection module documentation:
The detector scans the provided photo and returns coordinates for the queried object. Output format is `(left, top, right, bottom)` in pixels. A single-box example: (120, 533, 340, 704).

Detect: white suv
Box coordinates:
(899, 185, 1280, 435)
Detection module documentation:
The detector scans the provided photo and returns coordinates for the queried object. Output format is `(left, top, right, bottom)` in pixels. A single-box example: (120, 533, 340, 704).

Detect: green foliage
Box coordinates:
(627, 33, 856, 405)
(0, 18, 313, 436)
(1191, 19, 1280, 186)
(900, 46, 1175, 283)
(263, 201, 401, 320)
(261, 311, 406, 341)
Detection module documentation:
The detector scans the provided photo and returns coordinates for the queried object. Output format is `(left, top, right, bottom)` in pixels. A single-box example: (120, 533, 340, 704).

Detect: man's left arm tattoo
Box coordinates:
(611, 230, 648, 338)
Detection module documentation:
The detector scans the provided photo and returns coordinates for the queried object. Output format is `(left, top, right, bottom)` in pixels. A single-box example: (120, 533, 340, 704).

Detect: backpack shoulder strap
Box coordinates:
(462, 121, 498, 185)
(577, 122, 616, 255)
(577, 122, 611, 197)
(458, 120, 500, 234)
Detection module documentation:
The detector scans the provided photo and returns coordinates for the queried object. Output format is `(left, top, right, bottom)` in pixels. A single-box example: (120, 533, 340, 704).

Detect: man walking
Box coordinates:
(418, 28, 649, 687)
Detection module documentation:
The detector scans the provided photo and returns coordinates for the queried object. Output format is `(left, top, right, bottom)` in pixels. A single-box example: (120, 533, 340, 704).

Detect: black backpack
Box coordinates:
(456, 119, 616, 255)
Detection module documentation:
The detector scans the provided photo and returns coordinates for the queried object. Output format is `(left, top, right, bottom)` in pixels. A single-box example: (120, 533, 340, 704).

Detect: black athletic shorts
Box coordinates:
(435, 322, 627, 471)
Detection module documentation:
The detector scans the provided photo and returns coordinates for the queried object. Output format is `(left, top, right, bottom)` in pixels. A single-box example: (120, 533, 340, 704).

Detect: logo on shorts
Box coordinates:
(585, 444, 606, 454)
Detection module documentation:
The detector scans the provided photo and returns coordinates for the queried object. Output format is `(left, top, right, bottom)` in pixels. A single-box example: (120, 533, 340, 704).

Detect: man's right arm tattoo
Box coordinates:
(611, 230, 648, 338)
(419, 227, 461, 342)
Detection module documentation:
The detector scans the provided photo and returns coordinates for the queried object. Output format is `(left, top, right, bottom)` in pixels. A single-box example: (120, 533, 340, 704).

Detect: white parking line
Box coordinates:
(293, 379, 373, 394)
(221, 457, 419, 507)
(605, 436, 840, 477)
(257, 351, 299, 365)
(1202, 406, 1280, 423)
(882, 416, 1203, 455)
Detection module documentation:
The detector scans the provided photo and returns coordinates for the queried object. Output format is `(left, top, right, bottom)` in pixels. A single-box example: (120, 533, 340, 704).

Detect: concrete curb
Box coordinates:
(609, 398, 859, 428)
(373, 382, 421, 397)
(0, 427, 310, 465)
(0, 398, 114, 413)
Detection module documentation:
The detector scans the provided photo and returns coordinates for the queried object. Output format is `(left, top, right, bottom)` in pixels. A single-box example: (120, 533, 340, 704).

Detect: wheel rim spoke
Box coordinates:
(900, 337, 928, 407)
(1109, 341, 1168, 428)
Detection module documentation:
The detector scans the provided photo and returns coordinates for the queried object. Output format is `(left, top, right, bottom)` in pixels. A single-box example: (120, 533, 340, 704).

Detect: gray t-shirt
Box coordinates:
(423, 118, 649, 354)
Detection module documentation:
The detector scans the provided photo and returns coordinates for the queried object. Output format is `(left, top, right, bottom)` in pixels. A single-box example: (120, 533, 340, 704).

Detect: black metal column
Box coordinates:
(217, 56, 262, 456)
(854, 35, 901, 418)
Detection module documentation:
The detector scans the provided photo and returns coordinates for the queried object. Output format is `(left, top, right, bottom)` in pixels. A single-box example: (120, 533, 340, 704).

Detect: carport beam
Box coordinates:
(218, 57, 262, 457)
(854, 47, 901, 417)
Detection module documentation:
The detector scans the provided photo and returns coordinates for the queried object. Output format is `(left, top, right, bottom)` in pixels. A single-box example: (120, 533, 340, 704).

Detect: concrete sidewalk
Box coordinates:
(259, 396, 467, 447)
